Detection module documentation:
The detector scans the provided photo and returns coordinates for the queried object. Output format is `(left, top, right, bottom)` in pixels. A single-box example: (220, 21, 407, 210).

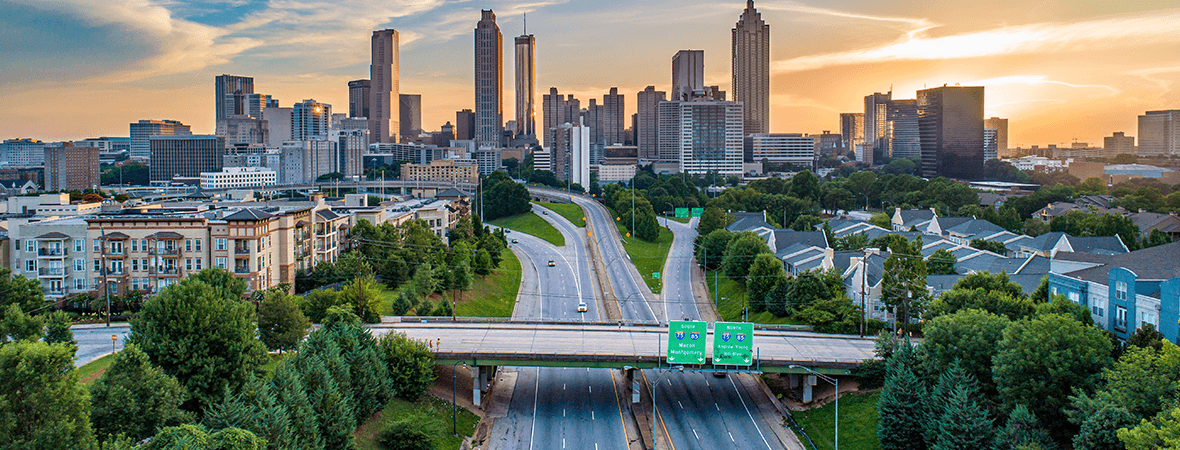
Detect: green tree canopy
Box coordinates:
(0, 341, 96, 449)
(257, 291, 311, 352)
(722, 231, 772, 281)
(926, 249, 957, 275)
(378, 332, 437, 401)
(746, 254, 786, 314)
(90, 344, 189, 441)
(920, 309, 1009, 390)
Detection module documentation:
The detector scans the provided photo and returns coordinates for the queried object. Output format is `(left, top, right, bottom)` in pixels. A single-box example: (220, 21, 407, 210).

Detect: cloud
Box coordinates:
(772, 8, 1180, 74)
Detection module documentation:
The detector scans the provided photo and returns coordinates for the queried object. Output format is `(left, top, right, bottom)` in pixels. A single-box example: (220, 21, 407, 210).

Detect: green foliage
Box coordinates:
(338, 276, 384, 323)
(0, 267, 47, 313)
(188, 268, 249, 299)
(745, 254, 786, 314)
(790, 170, 822, 203)
(926, 249, 957, 275)
(1036, 294, 1094, 326)
(483, 172, 531, 221)
(101, 162, 150, 186)
(722, 231, 772, 281)
(90, 345, 188, 441)
(969, 238, 1008, 255)
(995, 405, 1056, 450)
(1, 303, 45, 344)
(378, 333, 437, 401)
(257, 291, 310, 352)
(790, 214, 824, 232)
(1126, 323, 1166, 352)
(150, 424, 267, 450)
(303, 289, 349, 323)
(378, 420, 435, 450)
(920, 309, 1009, 389)
(699, 207, 735, 237)
(881, 236, 929, 328)
(869, 212, 891, 230)
(270, 361, 322, 449)
(1023, 218, 1051, 237)
(793, 296, 864, 334)
(927, 287, 1034, 322)
(294, 347, 356, 449)
(696, 229, 733, 271)
(1030, 276, 1051, 303)
(994, 314, 1113, 444)
(929, 368, 993, 450)
(129, 270, 268, 412)
(0, 341, 96, 449)
(877, 346, 927, 450)
(1118, 406, 1180, 450)
(44, 310, 76, 347)
(1050, 211, 1141, 249)
(1072, 402, 1134, 450)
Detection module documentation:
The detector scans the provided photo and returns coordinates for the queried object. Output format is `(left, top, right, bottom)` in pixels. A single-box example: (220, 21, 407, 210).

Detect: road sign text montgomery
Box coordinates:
(667, 321, 707, 364)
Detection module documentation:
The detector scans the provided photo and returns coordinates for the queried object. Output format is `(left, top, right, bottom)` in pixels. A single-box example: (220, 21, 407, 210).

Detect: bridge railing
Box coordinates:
(377, 315, 815, 331)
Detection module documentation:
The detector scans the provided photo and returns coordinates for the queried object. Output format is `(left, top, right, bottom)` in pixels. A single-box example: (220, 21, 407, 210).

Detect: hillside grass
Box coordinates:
(790, 391, 881, 450)
(705, 270, 805, 325)
(612, 220, 674, 293)
(491, 212, 565, 247)
(354, 396, 480, 450)
(537, 201, 586, 227)
(375, 250, 521, 318)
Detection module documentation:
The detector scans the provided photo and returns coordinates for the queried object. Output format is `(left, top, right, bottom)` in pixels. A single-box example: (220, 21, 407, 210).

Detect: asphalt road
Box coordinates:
(574, 196, 658, 323)
(72, 323, 130, 367)
(484, 206, 632, 450)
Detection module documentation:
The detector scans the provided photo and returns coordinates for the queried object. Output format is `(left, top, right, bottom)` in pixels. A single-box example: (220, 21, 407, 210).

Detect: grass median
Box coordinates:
(790, 391, 881, 450)
(611, 220, 673, 293)
(490, 212, 565, 247)
(537, 201, 586, 227)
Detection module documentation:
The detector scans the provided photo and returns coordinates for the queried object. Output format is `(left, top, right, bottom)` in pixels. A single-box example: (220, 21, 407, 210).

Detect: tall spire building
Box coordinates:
(514, 30, 536, 141)
(370, 29, 399, 144)
(475, 10, 504, 146)
(732, 0, 770, 136)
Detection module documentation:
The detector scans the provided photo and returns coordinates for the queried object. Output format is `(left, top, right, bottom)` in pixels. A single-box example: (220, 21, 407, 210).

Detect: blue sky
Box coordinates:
(3, 0, 1180, 147)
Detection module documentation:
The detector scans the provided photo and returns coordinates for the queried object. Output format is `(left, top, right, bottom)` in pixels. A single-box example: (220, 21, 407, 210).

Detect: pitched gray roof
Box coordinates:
(946, 219, 1006, 237)
(897, 209, 936, 224)
(727, 212, 771, 233)
(1130, 212, 1180, 235)
(223, 208, 275, 221)
(1060, 242, 1180, 287)
(1069, 236, 1127, 255)
(768, 229, 828, 252)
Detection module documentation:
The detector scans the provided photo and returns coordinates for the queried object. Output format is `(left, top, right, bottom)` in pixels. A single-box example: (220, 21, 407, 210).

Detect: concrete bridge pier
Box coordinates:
(802, 374, 817, 402)
(623, 367, 641, 403)
(472, 365, 496, 407)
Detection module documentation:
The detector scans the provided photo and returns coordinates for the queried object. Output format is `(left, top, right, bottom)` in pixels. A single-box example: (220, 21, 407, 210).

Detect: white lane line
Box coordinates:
(529, 367, 539, 450)
(692, 428, 699, 440)
(592, 411, 595, 420)
(729, 432, 736, 443)
(715, 402, 720, 411)
(729, 376, 773, 449)
(563, 408, 566, 417)
(564, 383, 567, 390)
(589, 385, 593, 393)
(563, 438, 566, 449)
(678, 400, 684, 409)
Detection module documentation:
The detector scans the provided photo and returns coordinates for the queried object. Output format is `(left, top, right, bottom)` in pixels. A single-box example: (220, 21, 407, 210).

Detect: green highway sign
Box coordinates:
(691, 208, 704, 217)
(667, 321, 707, 364)
(712, 322, 754, 366)
(675, 208, 690, 218)
(652, 272, 660, 279)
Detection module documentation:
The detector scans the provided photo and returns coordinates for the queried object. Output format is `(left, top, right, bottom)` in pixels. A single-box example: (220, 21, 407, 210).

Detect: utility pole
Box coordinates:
(859, 256, 866, 338)
(630, 173, 635, 243)
(101, 226, 110, 327)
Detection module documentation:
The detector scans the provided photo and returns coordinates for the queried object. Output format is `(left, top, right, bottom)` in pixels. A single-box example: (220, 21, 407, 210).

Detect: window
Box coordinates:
(26, 260, 35, 272)
(142, 259, 148, 270)
(75, 278, 86, 290)
(74, 239, 84, 252)
(186, 259, 192, 271)
(74, 259, 84, 271)
(216, 238, 227, 250)
(1068, 292, 1080, 304)
(131, 259, 139, 271)
(131, 278, 140, 291)
(110, 260, 123, 275)
(26, 240, 34, 253)
(195, 239, 202, 251)
(131, 239, 138, 252)
(216, 257, 227, 269)
(141, 239, 148, 251)
(1115, 306, 1128, 330)
(186, 240, 192, 252)
(1142, 311, 1159, 329)
(94, 260, 101, 272)
(94, 241, 100, 252)
(195, 259, 202, 270)
(1116, 281, 1128, 300)
(110, 241, 123, 254)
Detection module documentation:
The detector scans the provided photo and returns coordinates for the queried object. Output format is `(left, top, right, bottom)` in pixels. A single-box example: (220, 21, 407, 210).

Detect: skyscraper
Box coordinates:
(671, 50, 704, 101)
(602, 87, 626, 146)
(983, 117, 1009, 157)
(370, 29, 399, 144)
(215, 74, 253, 122)
(399, 94, 421, 142)
(475, 10, 504, 146)
(918, 86, 985, 180)
(732, 0, 770, 136)
(149, 135, 224, 182)
(542, 87, 581, 146)
(983, 128, 998, 162)
(887, 99, 920, 159)
(348, 80, 371, 118)
(636, 86, 666, 160)
(1138, 110, 1180, 156)
(1105, 132, 1135, 158)
(514, 33, 536, 140)
(456, 109, 476, 141)
(548, 121, 590, 187)
(839, 113, 864, 158)
(863, 92, 890, 165)
(292, 99, 331, 141)
(130, 120, 191, 161)
(45, 144, 100, 191)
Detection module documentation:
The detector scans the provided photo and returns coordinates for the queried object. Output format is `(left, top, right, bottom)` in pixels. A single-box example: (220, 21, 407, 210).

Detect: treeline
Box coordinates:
(872, 271, 1180, 450)
(0, 268, 439, 449)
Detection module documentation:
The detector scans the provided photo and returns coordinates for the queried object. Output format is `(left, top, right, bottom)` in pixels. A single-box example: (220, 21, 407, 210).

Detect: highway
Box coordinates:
(570, 191, 793, 450)
(483, 206, 633, 450)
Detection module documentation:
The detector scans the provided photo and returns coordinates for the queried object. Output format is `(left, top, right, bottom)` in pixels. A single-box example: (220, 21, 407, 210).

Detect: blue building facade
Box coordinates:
(1050, 269, 1179, 344)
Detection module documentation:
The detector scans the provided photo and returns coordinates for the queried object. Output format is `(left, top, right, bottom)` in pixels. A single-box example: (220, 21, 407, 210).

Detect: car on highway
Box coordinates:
(511, 239, 519, 244)
(577, 302, 587, 313)
(542, 211, 548, 215)
(713, 371, 727, 378)
(548, 260, 556, 267)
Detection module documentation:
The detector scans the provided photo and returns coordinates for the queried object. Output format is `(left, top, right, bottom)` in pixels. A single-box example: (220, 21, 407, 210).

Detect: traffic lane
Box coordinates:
(577, 196, 657, 323)
(73, 324, 130, 367)
(534, 368, 629, 450)
(655, 372, 781, 450)
(536, 205, 599, 321)
(660, 217, 699, 322)
(509, 232, 587, 320)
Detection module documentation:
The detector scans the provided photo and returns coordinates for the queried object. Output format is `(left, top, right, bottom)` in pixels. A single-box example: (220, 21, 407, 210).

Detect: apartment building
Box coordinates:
(11, 217, 94, 301)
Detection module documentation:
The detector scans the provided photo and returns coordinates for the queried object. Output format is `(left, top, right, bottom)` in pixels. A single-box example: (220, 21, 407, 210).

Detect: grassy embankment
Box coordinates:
(354, 396, 480, 450)
(609, 219, 673, 293)
(704, 270, 805, 325)
(375, 250, 522, 318)
(789, 391, 881, 450)
(536, 201, 586, 227)
(490, 213, 565, 247)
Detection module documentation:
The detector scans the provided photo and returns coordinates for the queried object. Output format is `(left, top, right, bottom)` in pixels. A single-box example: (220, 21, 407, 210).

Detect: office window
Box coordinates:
(74, 239, 84, 252)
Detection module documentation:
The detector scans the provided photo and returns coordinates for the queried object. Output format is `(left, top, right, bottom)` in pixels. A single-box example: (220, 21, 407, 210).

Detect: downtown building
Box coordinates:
(635, 86, 667, 161)
(514, 32, 537, 142)
(862, 92, 920, 164)
(44, 144, 101, 191)
(349, 79, 371, 118)
(215, 74, 254, 122)
(1138, 110, 1180, 156)
(658, 100, 745, 175)
(984, 117, 1009, 157)
(370, 29, 400, 144)
(1, 138, 47, 167)
(199, 166, 277, 189)
(1105, 132, 1136, 157)
(149, 135, 224, 183)
(732, 0, 770, 136)
(547, 121, 591, 188)
(744, 134, 817, 168)
(918, 85, 985, 180)
(475, 11, 504, 146)
(130, 120, 191, 161)
(292, 99, 332, 141)
(839, 113, 864, 159)
(671, 50, 704, 101)
(400, 94, 421, 142)
(542, 87, 581, 147)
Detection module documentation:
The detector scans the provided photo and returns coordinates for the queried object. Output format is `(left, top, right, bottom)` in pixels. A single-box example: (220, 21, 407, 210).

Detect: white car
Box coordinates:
(577, 302, 588, 313)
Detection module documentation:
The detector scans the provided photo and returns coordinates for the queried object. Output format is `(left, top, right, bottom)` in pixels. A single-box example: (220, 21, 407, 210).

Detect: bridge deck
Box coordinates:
(370, 322, 877, 374)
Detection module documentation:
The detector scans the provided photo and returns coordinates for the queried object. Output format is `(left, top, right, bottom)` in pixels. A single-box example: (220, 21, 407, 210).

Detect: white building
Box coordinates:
(332, 129, 369, 177)
(10, 217, 94, 300)
(279, 140, 336, 184)
(472, 148, 502, 176)
(596, 163, 637, 183)
(201, 167, 277, 189)
(533, 147, 552, 172)
(744, 133, 817, 167)
(661, 100, 744, 175)
(1005, 156, 1070, 172)
(1, 138, 47, 166)
(984, 128, 999, 161)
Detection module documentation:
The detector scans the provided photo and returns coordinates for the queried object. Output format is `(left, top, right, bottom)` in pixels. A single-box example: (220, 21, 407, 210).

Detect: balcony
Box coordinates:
(234, 266, 251, 274)
(235, 245, 251, 255)
(37, 248, 67, 258)
(38, 267, 67, 277)
(150, 248, 180, 256)
(150, 267, 178, 276)
(42, 287, 69, 296)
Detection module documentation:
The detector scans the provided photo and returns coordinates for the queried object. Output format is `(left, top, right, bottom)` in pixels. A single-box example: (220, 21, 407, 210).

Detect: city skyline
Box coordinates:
(2, 1, 1180, 147)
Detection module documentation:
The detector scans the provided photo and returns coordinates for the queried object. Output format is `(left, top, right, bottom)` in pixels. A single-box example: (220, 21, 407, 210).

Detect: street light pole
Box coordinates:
(790, 365, 839, 450)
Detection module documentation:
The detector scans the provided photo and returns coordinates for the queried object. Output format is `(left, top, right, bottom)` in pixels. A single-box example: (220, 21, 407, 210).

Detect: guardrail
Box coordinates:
(377, 315, 815, 331)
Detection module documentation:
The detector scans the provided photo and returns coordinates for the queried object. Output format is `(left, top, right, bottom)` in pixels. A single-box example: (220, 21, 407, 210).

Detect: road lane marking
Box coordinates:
(529, 367, 539, 450)
(563, 438, 565, 448)
(678, 400, 684, 409)
(592, 411, 595, 420)
(609, 370, 633, 449)
(589, 385, 592, 393)
(715, 402, 720, 411)
(563, 408, 566, 417)
(729, 375, 774, 449)
(729, 432, 735, 443)
(692, 428, 699, 440)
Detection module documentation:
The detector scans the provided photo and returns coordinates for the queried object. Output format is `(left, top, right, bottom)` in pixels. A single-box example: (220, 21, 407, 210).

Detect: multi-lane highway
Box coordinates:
(486, 207, 633, 450)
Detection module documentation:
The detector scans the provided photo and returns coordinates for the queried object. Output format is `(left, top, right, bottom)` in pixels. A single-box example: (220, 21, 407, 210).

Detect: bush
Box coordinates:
(378, 420, 435, 450)
(257, 292, 310, 353)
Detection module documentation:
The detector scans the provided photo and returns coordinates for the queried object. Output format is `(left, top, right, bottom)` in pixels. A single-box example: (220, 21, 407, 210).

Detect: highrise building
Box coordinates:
(262, 107, 292, 147)
(475, 10, 504, 146)
(744, 133, 816, 167)
(44, 144, 100, 191)
(456, 109, 476, 141)
(215, 74, 254, 122)
(548, 121, 591, 187)
(887, 99, 920, 159)
(542, 88, 581, 146)
(349, 80, 371, 118)
(732, 0, 770, 136)
(278, 140, 335, 184)
(332, 129, 369, 177)
(514, 33, 536, 140)
(243, 93, 277, 119)
(1138, 110, 1180, 156)
(672, 50, 704, 101)
(0, 138, 46, 166)
(636, 86, 666, 161)
(983, 117, 1009, 157)
(130, 120, 191, 161)
(1105, 132, 1135, 157)
(149, 135, 224, 182)
(216, 115, 269, 148)
(659, 100, 744, 174)
(399, 94, 421, 142)
(839, 113, 864, 157)
(370, 29, 400, 144)
(585, 99, 603, 163)
(863, 92, 890, 165)
(602, 87, 625, 146)
(292, 100, 331, 141)
(984, 128, 998, 162)
(917, 85, 985, 179)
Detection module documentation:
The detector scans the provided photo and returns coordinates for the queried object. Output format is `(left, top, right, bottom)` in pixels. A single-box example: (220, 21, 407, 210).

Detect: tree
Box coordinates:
(930, 380, 993, 450)
(969, 238, 1008, 255)
(379, 418, 435, 450)
(696, 229, 733, 271)
(1023, 218, 1050, 237)
(257, 292, 311, 353)
(1035, 294, 1094, 326)
(483, 175, 531, 221)
(150, 424, 266, 450)
(89, 344, 188, 441)
(920, 309, 1009, 389)
(0, 267, 47, 313)
(877, 346, 927, 450)
(698, 206, 734, 237)
(789, 170, 821, 202)
(294, 350, 356, 450)
(722, 231, 772, 281)
(994, 314, 1113, 444)
(783, 271, 830, 316)
(339, 276, 384, 323)
(995, 405, 1055, 450)
(870, 212, 892, 229)
(790, 214, 824, 232)
(0, 341, 96, 449)
(378, 332, 436, 401)
(1118, 406, 1180, 450)
(270, 361, 322, 449)
(746, 254, 786, 314)
(881, 236, 929, 330)
(1, 303, 44, 344)
(129, 271, 268, 411)
(926, 287, 1034, 322)
(1126, 323, 1166, 352)
(303, 289, 349, 324)
(1072, 403, 1135, 450)
(926, 249, 957, 275)
(43, 310, 75, 347)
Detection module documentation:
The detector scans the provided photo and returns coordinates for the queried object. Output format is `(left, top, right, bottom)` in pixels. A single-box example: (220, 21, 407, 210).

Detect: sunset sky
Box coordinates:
(3, 0, 1179, 148)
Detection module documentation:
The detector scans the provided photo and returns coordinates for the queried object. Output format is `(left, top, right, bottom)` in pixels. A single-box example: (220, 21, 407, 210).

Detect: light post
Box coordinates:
(790, 365, 839, 450)
(453, 361, 467, 435)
